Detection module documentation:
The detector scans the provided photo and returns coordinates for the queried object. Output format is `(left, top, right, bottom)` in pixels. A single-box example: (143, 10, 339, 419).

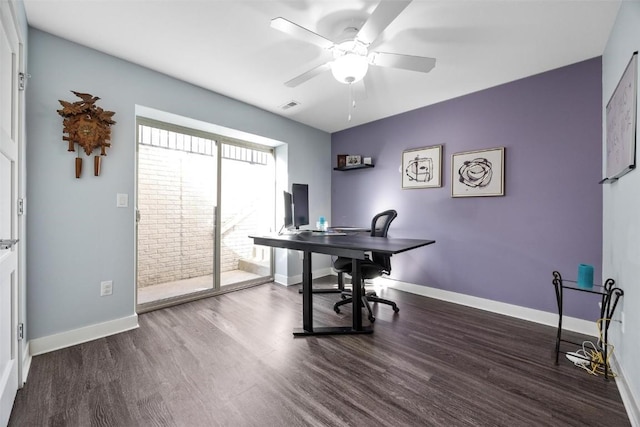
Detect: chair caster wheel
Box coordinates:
(334, 307, 341, 314)
(393, 307, 400, 313)
(368, 315, 375, 323)
(340, 295, 347, 300)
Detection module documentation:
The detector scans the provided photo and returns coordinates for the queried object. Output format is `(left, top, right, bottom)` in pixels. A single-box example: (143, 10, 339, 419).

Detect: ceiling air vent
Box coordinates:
(280, 100, 300, 110)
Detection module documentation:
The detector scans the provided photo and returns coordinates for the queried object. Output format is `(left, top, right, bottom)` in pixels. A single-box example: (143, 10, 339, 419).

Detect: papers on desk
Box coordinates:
(277, 230, 347, 237)
(329, 226, 370, 232)
(310, 230, 347, 236)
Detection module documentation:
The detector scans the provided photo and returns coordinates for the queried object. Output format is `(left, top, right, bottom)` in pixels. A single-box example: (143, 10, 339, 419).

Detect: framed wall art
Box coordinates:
(603, 51, 637, 183)
(402, 145, 442, 189)
(452, 147, 504, 197)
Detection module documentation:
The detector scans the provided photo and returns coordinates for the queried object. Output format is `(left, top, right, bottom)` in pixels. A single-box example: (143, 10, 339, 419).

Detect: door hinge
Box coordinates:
(136, 209, 141, 223)
(18, 72, 29, 91)
(18, 198, 24, 216)
(18, 323, 24, 341)
(0, 239, 19, 250)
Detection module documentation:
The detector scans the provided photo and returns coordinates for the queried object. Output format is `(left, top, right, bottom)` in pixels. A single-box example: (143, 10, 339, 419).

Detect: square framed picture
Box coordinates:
(452, 147, 505, 197)
(346, 155, 361, 166)
(402, 145, 442, 189)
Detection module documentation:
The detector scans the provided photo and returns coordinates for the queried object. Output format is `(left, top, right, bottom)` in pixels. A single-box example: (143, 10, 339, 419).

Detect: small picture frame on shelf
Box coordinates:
(337, 154, 347, 168)
(346, 155, 361, 166)
(363, 157, 372, 165)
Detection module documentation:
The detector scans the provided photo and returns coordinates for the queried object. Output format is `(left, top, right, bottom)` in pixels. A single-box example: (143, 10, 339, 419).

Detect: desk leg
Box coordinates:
(352, 258, 362, 331)
(301, 250, 313, 333)
(293, 253, 372, 336)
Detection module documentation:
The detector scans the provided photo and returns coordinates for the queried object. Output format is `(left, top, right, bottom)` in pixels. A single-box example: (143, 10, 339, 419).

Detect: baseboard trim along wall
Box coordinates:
(275, 267, 333, 287)
(22, 342, 32, 386)
(380, 277, 598, 337)
(29, 314, 139, 356)
(273, 273, 291, 286)
(610, 355, 640, 427)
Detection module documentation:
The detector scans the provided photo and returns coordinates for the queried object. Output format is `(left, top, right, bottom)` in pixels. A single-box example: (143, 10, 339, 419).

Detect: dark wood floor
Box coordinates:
(10, 279, 630, 426)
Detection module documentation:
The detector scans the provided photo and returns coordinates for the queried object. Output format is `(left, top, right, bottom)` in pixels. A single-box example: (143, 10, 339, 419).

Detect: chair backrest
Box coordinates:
(370, 209, 397, 238)
(370, 210, 397, 272)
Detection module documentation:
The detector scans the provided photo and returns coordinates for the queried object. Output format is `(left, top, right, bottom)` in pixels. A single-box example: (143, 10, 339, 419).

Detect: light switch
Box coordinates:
(116, 193, 129, 208)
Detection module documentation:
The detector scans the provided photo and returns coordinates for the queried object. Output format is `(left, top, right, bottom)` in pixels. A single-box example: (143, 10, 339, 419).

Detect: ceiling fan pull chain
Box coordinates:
(348, 83, 353, 121)
(348, 83, 356, 121)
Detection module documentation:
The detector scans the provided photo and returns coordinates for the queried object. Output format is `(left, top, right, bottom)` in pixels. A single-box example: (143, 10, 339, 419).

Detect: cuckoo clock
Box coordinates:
(57, 91, 116, 178)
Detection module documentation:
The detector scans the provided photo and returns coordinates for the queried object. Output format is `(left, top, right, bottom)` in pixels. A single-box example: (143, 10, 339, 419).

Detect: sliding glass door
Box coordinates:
(135, 118, 274, 311)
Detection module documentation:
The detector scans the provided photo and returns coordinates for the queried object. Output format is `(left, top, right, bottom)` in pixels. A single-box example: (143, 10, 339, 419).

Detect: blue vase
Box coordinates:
(577, 264, 594, 289)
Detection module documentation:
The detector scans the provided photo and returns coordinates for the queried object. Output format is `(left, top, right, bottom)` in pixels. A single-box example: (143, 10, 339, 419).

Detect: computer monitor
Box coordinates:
(283, 191, 293, 229)
(292, 183, 309, 230)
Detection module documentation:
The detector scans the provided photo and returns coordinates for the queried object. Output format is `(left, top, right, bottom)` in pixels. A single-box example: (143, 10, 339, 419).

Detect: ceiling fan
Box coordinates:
(270, 0, 436, 88)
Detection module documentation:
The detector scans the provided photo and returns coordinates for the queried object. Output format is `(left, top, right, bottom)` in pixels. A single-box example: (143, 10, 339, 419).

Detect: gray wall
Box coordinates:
(25, 28, 331, 340)
(332, 58, 603, 321)
(602, 1, 640, 419)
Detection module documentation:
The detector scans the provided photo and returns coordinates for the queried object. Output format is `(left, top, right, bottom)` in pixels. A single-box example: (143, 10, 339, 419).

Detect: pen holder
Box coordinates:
(577, 264, 594, 289)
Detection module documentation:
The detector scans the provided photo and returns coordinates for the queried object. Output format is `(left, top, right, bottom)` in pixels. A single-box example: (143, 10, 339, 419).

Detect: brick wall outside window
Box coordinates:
(137, 145, 272, 288)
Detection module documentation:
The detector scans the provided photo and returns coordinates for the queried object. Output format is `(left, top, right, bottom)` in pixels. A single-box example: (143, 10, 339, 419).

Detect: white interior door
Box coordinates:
(0, 2, 20, 425)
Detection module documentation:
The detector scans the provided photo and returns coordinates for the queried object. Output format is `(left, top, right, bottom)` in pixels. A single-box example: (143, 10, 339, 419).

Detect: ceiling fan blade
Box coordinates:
(271, 17, 334, 50)
(369, 52, 436, 73)
(284, 62, 332, 87)
(356, 0, 412, 45)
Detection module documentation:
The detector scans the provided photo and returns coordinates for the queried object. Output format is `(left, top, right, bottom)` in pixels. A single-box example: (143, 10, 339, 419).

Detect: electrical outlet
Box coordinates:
(100, 280, 113, 296)
(621, 312, 625, 334)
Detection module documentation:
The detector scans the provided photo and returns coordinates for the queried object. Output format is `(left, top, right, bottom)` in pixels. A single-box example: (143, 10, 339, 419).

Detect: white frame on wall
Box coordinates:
(603, 51, 638, 183)
(401, 144, 443, 189)
(451, 147, 505, 197)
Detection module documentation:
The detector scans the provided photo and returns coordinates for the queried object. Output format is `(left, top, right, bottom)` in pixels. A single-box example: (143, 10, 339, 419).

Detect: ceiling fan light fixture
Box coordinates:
(331, 53, 369, 84)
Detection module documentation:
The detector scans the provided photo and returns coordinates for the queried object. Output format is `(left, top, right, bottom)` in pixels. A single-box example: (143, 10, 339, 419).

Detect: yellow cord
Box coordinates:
(574, 318, 616, 377)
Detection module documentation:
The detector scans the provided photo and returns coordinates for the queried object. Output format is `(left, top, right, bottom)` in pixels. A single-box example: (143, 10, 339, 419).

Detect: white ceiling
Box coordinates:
(23, 0, 620, 133)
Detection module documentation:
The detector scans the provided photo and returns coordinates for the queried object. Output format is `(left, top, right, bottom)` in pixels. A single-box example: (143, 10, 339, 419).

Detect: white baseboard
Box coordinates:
(380, 277, 598, 337)
(21, 342, 31, 386)
(274, 267, 334, 287)
(29, 314, 139, 356)
(610, 354, 640, 427)
(273, 273, 292, 286)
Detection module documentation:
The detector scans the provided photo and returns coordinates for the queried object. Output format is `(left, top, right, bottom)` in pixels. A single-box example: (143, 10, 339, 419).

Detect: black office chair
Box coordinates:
(333, 209, 399, 323)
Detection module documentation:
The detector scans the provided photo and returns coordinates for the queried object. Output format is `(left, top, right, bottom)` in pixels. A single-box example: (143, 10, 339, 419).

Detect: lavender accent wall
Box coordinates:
(332, 57, 603, 320)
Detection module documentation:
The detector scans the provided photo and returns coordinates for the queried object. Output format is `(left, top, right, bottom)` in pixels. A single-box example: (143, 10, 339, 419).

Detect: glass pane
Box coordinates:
(137, 129, 217, 305)
(220, 144, 274, 287)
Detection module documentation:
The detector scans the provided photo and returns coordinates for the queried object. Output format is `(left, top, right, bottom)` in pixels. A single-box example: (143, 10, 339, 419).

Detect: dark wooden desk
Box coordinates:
(250, 233, 436, 336)
(300, 226, 371, 295)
